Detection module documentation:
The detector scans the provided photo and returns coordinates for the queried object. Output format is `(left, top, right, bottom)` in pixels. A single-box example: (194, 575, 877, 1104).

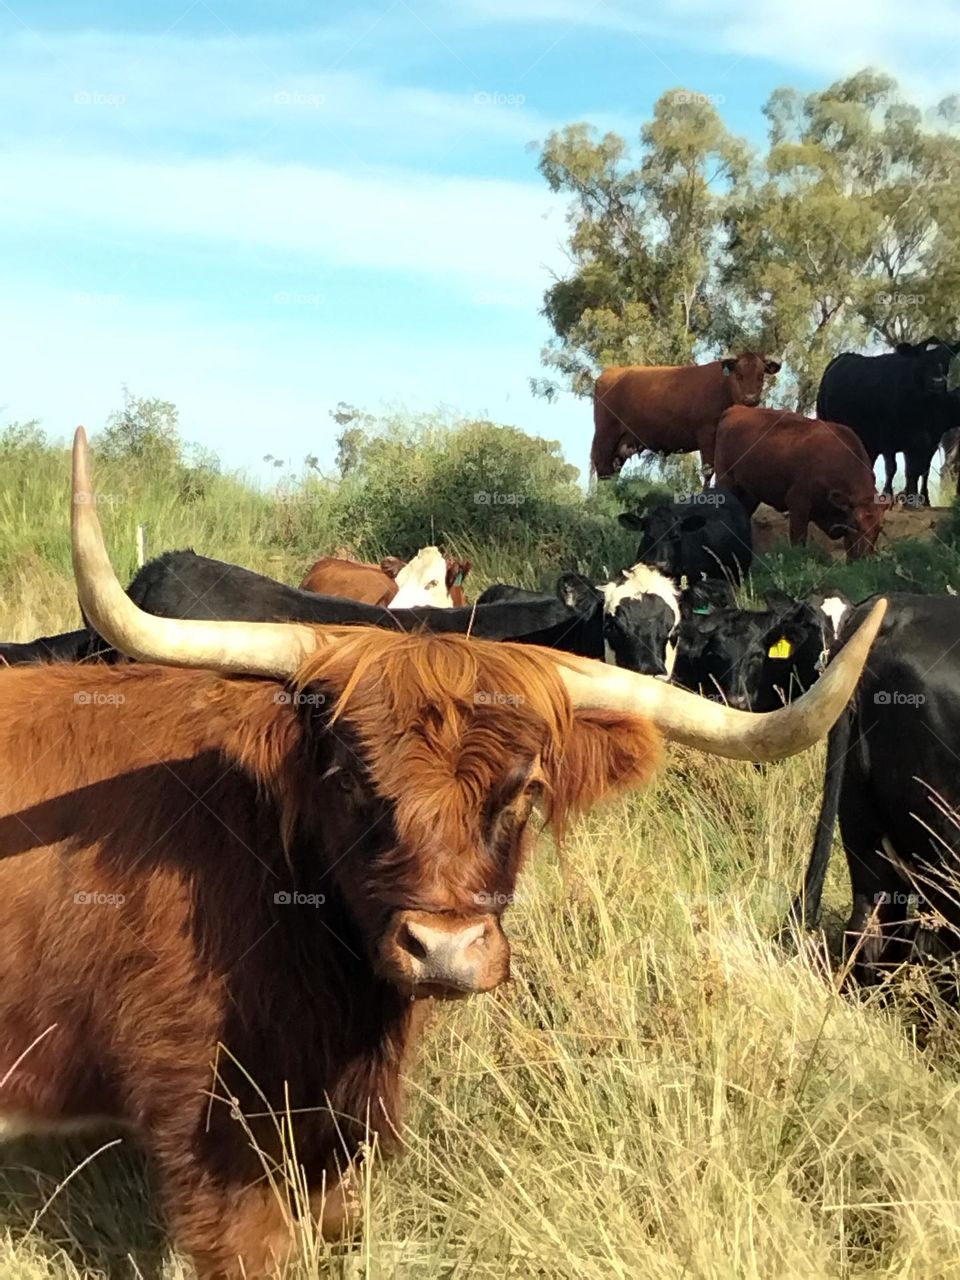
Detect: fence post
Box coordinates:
(136, 524, 147, 569)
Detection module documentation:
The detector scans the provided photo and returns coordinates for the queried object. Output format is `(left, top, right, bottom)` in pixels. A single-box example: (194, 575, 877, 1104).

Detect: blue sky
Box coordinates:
(1, 1, 957, 483)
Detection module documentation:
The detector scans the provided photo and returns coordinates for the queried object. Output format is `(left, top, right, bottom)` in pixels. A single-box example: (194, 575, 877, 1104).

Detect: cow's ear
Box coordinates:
(547, 709, 661, 836)
(776, 599, 819, 634)
(721, 357, 736, 374)
(444, 558, 471, 590)
(557, 573, 602, 614)
(617, 511, 644, 530)
(380, 556, 405, 578)
(764, 358, 782, 375)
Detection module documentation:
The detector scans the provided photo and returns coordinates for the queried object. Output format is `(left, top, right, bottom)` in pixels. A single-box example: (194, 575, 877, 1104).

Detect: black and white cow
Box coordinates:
(556, 564, 682, 679)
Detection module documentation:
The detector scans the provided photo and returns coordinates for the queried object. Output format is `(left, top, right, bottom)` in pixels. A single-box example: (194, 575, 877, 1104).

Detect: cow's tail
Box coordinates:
(782, 706, 852, 936)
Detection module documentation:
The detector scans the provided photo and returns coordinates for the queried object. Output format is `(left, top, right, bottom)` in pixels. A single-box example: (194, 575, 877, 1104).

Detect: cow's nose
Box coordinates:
(380, 911, 510, 995)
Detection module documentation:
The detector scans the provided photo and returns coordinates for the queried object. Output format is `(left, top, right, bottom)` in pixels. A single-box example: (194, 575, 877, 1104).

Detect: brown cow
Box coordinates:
(0, 432, 884, 1277)
(591, 352, 782, 479)
(713, 406, 884, 561)
(301, 548, 470, 607)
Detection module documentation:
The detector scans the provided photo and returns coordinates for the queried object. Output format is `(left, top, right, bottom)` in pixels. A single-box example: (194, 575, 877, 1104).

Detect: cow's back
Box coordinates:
(817, 351, 914, 449)
(595, 362, 725, 436)
(301, 556, 395, 605)
(716, 407, 873, 508)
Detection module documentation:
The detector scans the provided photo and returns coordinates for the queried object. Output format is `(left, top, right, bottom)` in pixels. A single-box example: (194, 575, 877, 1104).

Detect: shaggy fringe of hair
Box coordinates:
(290, 628, 661, 842)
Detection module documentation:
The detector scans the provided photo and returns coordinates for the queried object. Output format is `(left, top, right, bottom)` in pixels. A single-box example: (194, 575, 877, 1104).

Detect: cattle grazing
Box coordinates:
(672, 593, 825, 713)
(713, 407, 884, 560)
(817, 337, 960, 504)
(591, 352, 781, 480)
(300, 547, 471, 608)
(787, 594, 960, 983)
(0, 429, 884, 1276)
(618, 486, 753, 584)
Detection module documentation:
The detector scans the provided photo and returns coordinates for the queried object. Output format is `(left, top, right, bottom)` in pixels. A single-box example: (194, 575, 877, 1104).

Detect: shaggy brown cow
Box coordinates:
(0, 431, 884, 1278)
(591, 352, 782, 479)
(713, 407, 884, 561)
(301, 548, 470, 607)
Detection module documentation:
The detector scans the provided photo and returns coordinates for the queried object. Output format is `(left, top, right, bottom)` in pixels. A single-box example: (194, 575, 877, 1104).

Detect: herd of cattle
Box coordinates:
(592, 337, 960, 550)
(0, 426, 958, 1276)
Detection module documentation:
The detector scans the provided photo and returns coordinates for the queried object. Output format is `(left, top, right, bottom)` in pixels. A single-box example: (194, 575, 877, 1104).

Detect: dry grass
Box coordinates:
(3, 564, 960, 1278)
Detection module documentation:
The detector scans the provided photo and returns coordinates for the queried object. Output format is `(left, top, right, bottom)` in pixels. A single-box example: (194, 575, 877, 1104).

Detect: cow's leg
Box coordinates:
(786, 490, 810, 546)
(160, 1155, 359, 1279)
(840, 785, 915, 984)
(882, 452, 897, 499)
(901, 455, 921, 504)
(697, 423, 716, 488)
(844, 860, 916, 986)
(147, 1093, 361, 1280)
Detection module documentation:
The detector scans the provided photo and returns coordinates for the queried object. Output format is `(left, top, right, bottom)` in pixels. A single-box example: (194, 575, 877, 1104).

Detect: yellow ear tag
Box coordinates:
(767, 637, 793, 659)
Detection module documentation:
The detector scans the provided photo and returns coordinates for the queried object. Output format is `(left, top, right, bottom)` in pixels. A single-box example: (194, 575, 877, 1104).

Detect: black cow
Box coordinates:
(0, 627, 115, 666)
(787, 594, 960, 983)
(672, 593, 825, 713)
(618, 487, 753, 585)
(817, 337, 960, 505)
(1, 550, 606, 666)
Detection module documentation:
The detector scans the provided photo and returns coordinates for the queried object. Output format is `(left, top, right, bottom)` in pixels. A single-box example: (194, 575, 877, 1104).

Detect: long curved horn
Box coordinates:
(554, 600, 885, 762)
(71, 427, 316, 676)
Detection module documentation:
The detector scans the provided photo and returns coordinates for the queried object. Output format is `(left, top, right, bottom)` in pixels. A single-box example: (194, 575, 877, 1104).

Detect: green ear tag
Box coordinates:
(767, 637, 793, 659)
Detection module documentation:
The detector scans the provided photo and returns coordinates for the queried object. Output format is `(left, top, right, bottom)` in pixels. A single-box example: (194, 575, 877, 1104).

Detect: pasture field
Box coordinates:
(4, 430, 960, 1278)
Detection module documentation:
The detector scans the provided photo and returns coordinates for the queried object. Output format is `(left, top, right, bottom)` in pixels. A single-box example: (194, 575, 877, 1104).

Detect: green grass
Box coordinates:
(4, 427, 960, 1277)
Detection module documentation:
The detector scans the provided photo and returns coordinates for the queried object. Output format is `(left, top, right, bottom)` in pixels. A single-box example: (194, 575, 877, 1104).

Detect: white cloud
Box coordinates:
(0, 147, 564, 295)
(455, 0, 960, 104)
(0, 28, 550, 154)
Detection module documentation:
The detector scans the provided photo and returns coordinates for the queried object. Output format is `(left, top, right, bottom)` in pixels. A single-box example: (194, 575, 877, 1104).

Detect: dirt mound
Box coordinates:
(751, 503, 950, 560)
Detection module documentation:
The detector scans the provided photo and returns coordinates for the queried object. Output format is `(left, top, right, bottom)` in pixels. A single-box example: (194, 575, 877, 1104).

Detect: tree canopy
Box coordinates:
(535, 71, 960, 412)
